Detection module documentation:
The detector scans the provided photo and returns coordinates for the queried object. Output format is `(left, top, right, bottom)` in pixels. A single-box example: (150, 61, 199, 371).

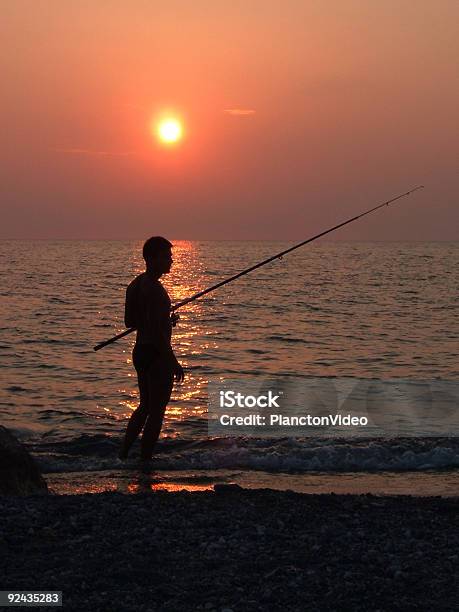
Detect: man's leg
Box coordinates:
(140, 374, 173, 461)
(119, 371, 150, 459)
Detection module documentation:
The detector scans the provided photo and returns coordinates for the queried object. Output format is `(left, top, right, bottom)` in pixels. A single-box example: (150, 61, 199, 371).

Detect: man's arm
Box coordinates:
(124, 278, 140, 328)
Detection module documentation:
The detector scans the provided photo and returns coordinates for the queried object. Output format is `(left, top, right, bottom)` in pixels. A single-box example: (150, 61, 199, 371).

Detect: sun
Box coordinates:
(156, 118, 183, 144)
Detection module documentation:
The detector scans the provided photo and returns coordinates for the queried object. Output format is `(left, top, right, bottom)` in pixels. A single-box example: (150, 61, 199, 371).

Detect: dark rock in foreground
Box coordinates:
(0, 426, 48, 496)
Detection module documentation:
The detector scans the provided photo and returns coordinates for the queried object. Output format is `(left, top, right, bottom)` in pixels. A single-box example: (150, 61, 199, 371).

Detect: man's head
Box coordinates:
(143, 236, 173, 276)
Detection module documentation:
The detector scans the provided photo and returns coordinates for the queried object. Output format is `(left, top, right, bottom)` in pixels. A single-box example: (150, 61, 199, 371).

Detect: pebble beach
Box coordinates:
(2, 488, 458, 611)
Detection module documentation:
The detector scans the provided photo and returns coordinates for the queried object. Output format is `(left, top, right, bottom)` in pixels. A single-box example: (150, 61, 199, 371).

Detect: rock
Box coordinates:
(0, 426, 48, 496)
(40, 527, 57, 540)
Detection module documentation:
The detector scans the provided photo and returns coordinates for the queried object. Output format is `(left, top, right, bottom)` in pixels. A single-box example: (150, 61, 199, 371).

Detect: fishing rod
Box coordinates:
(93, 185, 424, 351)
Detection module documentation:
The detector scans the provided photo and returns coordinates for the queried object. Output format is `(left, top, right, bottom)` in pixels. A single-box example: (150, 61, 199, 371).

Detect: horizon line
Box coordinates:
(0, 237, 457, 243)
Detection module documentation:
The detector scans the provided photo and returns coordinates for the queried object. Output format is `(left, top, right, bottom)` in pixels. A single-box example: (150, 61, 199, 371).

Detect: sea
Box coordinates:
(1, 240, 458, 496)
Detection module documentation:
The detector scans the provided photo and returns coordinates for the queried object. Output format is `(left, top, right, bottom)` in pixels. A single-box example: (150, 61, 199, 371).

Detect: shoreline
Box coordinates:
(43, 467, 459, 497)
(1, 488, 458, 611)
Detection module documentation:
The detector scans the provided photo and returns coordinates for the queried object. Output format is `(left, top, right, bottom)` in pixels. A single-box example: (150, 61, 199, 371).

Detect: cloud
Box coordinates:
(223, 109, 256, 116)
(53, 148, 138, 157)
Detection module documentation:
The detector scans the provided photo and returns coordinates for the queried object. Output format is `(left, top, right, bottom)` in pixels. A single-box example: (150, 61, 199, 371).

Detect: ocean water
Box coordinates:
(1, 240, 458, 495)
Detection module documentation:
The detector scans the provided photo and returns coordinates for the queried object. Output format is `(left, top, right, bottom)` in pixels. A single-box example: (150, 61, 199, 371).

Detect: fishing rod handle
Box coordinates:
(93, 327, 135, 351)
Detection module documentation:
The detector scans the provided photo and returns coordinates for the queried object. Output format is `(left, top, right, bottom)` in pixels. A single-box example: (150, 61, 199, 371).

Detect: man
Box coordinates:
(119, 236, 184, 461)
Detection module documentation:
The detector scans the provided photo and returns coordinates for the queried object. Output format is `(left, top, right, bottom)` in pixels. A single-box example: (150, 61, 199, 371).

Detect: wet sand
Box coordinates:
(1, 488, 458, 611)
(45, 468, 459, 497)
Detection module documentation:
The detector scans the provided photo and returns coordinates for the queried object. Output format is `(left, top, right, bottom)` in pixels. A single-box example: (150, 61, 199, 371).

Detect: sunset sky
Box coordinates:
(1, 1, 458, 240)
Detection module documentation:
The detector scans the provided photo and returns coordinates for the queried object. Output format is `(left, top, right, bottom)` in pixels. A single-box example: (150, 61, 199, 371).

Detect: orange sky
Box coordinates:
(1, 0, 458, 240)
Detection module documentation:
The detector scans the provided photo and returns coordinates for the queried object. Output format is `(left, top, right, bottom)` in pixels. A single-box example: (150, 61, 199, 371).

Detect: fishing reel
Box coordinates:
(170, 312, 180, 327)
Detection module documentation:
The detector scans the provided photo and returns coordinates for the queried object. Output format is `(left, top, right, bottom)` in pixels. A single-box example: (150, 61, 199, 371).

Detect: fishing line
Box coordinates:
(93, 185, 424, 351)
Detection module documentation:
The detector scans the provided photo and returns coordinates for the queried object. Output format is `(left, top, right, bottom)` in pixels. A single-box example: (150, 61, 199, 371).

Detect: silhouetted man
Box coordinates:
(119, 236, 184, 461)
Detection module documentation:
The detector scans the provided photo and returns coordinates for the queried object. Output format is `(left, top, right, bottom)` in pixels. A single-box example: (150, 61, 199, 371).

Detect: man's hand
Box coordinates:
(170, 313, 180, 327)
(173, 361, 185, 383)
